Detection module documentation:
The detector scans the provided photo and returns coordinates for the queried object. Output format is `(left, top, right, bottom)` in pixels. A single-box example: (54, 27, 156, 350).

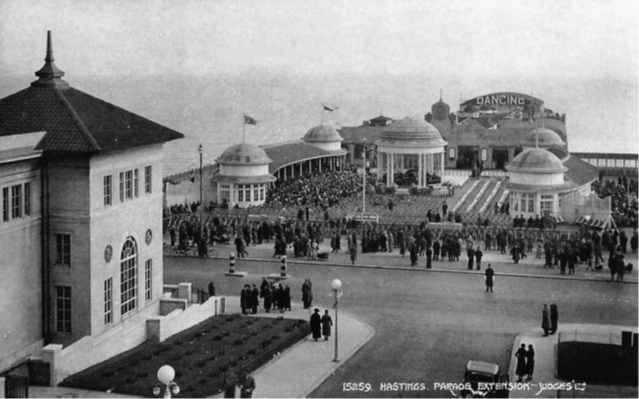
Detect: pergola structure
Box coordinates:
(375, 117, 448, 188)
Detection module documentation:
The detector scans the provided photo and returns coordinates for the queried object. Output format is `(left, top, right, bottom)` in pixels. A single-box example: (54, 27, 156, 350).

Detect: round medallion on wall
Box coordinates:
(104, 245, 113, 263)
(145, 229, 153, 245)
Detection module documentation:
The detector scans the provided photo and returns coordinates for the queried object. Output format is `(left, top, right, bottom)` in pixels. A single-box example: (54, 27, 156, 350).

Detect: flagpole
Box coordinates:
(321, 104, 324, 125)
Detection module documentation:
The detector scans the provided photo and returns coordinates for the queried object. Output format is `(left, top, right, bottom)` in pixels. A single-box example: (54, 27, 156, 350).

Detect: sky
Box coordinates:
(0, 0, 637, 170)
(1, 0, 636, 79)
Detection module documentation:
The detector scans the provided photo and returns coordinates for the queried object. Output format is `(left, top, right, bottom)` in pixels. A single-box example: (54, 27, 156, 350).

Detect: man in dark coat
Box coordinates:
(433, 239, 440, 260)
(426, 247, 432, 269)
(240, 285, 248, 315)
(550, 304, 559, 334)
(310, 308, 322, 341)
(251, 284, 259, 314)
(208, 281, 216, 297)
(475, 248, 483, 270)
(467, 246, 475, 270)
(321, 309, 333, 341)
(484, 264, 494, 292)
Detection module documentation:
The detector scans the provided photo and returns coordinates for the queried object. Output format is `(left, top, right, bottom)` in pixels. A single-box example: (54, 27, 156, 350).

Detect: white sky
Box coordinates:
(0, 0, 637, 79)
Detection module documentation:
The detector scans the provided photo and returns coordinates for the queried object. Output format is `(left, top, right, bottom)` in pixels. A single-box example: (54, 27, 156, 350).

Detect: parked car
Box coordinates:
(460, 360, 509, 398)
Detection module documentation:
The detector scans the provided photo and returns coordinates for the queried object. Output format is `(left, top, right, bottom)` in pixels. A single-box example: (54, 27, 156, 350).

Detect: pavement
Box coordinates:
(27, 238, 637, 398)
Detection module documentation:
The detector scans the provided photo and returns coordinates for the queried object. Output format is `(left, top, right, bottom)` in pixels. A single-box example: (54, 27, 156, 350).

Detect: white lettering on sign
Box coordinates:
(475, 95, 526, 106)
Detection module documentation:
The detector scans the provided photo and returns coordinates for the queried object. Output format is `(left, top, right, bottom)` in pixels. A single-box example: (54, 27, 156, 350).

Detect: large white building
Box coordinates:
(0, 32, 183, 374)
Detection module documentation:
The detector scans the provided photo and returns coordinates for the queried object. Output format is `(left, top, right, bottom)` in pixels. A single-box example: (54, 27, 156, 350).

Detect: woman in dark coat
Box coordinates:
(542, 304, 551, 336)
(514, 344, 527, 382)
(321, 309, 333, 341)
(526, 344, 535, 381)
(550, 304, 558, 334)
(310, 308, 322, 341)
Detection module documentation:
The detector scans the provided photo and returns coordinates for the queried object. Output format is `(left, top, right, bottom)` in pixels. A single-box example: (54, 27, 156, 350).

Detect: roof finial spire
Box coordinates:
(32, 30, 69, 89)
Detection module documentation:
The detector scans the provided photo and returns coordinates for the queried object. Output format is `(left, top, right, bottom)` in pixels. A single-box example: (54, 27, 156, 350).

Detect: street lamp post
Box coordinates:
(198, 144, 203, 242)
(331, 278, 342, 362)
(153, 365, 180, 398)
(362, 139, 366, 215)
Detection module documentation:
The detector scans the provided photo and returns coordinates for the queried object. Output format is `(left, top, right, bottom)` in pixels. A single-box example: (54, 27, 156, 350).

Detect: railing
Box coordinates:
(28, 359, 50, 386)
(4, 375, 28, 398)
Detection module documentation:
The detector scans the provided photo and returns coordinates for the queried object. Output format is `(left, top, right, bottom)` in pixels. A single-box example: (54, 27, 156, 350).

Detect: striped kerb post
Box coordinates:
(229, 253, 236, 274)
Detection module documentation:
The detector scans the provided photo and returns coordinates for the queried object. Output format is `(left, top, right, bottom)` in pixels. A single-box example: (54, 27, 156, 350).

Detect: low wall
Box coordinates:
(42, 295, 225, 386)
(148, 296, 224, 342)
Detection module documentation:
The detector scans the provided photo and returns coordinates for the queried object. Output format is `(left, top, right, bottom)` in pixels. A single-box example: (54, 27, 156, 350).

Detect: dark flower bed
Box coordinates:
(60, 314, 308, 397)
(557, 342, 638, 386)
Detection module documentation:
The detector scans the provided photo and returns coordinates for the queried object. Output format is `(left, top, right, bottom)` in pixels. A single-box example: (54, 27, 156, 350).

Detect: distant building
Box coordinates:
(0, 32, 183, 373)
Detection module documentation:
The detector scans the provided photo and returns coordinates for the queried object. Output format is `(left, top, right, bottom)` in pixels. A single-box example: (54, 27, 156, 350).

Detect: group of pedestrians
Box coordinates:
(310, 308, 333, 341)
(240, 280, 294, 314)
(541, 304, 559, 336)
(514, 343, 535, 382)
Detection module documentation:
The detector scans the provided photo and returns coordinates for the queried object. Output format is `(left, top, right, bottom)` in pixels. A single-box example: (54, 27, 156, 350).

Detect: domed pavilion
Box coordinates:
(375, 116, 448, 187)
(210, 142, 276, 208)
(504, 127, 599, 220)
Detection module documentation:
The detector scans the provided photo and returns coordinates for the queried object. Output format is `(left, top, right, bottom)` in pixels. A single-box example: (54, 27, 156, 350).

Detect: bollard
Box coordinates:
(229, 253, 236, 274)
(280, 255, 287, 277)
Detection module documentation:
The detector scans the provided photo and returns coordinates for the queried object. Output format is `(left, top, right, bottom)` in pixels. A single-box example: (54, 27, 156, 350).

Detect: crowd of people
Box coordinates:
(265, 168, 362, 209)
(592, 176, 638, 228)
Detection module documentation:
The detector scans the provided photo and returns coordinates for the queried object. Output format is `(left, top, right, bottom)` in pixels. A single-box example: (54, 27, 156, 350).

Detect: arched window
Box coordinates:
(120, 237, 138, 316)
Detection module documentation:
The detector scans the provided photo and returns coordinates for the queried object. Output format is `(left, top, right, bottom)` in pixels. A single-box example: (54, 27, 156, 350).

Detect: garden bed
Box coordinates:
(557, 342, 637, 386)
(60, 314, 308, 397)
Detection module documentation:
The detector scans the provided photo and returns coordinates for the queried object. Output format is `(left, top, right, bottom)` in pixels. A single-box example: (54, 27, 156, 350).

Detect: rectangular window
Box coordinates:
(145, 259, 152, 302)
(238, 185, 244, 202)
(125, 170, 133, 200)
(254, 186, 259, 202)
(134, 169, 139, 198)
(55, 234, 71, 266)
(540, 195, 554, 214)
(260, 186, 265, 201)
(24, 182, 31, 216)
(104, 175, 112, 206)
(119, 172, 125, 202)
(104, 278, 112, 325)
(520, 195, 526, 213)
(245, 186, 251, 202)
(144, 166, 152, 194)
(11, 184, 22, 219)
(55, 286, 72, 333)
(3, 187, 8, 221)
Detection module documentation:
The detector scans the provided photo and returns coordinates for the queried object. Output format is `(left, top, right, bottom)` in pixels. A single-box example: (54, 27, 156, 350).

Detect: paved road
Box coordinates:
(164, 248, 638, 398)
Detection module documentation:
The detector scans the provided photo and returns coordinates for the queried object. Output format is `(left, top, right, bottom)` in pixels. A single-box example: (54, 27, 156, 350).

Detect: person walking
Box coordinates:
(514, 343, 527, 382)
(208, 281, 216, 297)
(484, 264, 494, 292)
(310, 308, 322, 341)
(321, 309, 333, 341)
(426, 247, 432, 269)
(467, 246, 475, 270)
(475, 248, 483, 270)
(302, 279, 313, 309)
(526, 345, 535, 381)
(550, 304, 559, 334)
(542, 304, 551, 336)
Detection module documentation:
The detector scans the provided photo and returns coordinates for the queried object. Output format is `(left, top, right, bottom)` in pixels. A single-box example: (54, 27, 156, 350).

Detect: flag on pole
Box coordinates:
(244, 114, 257, 125)
(323, 104, 339, 112)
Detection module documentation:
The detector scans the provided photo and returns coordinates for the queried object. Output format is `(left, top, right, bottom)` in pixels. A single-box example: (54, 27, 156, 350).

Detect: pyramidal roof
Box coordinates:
(0, 31, 184, 154)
